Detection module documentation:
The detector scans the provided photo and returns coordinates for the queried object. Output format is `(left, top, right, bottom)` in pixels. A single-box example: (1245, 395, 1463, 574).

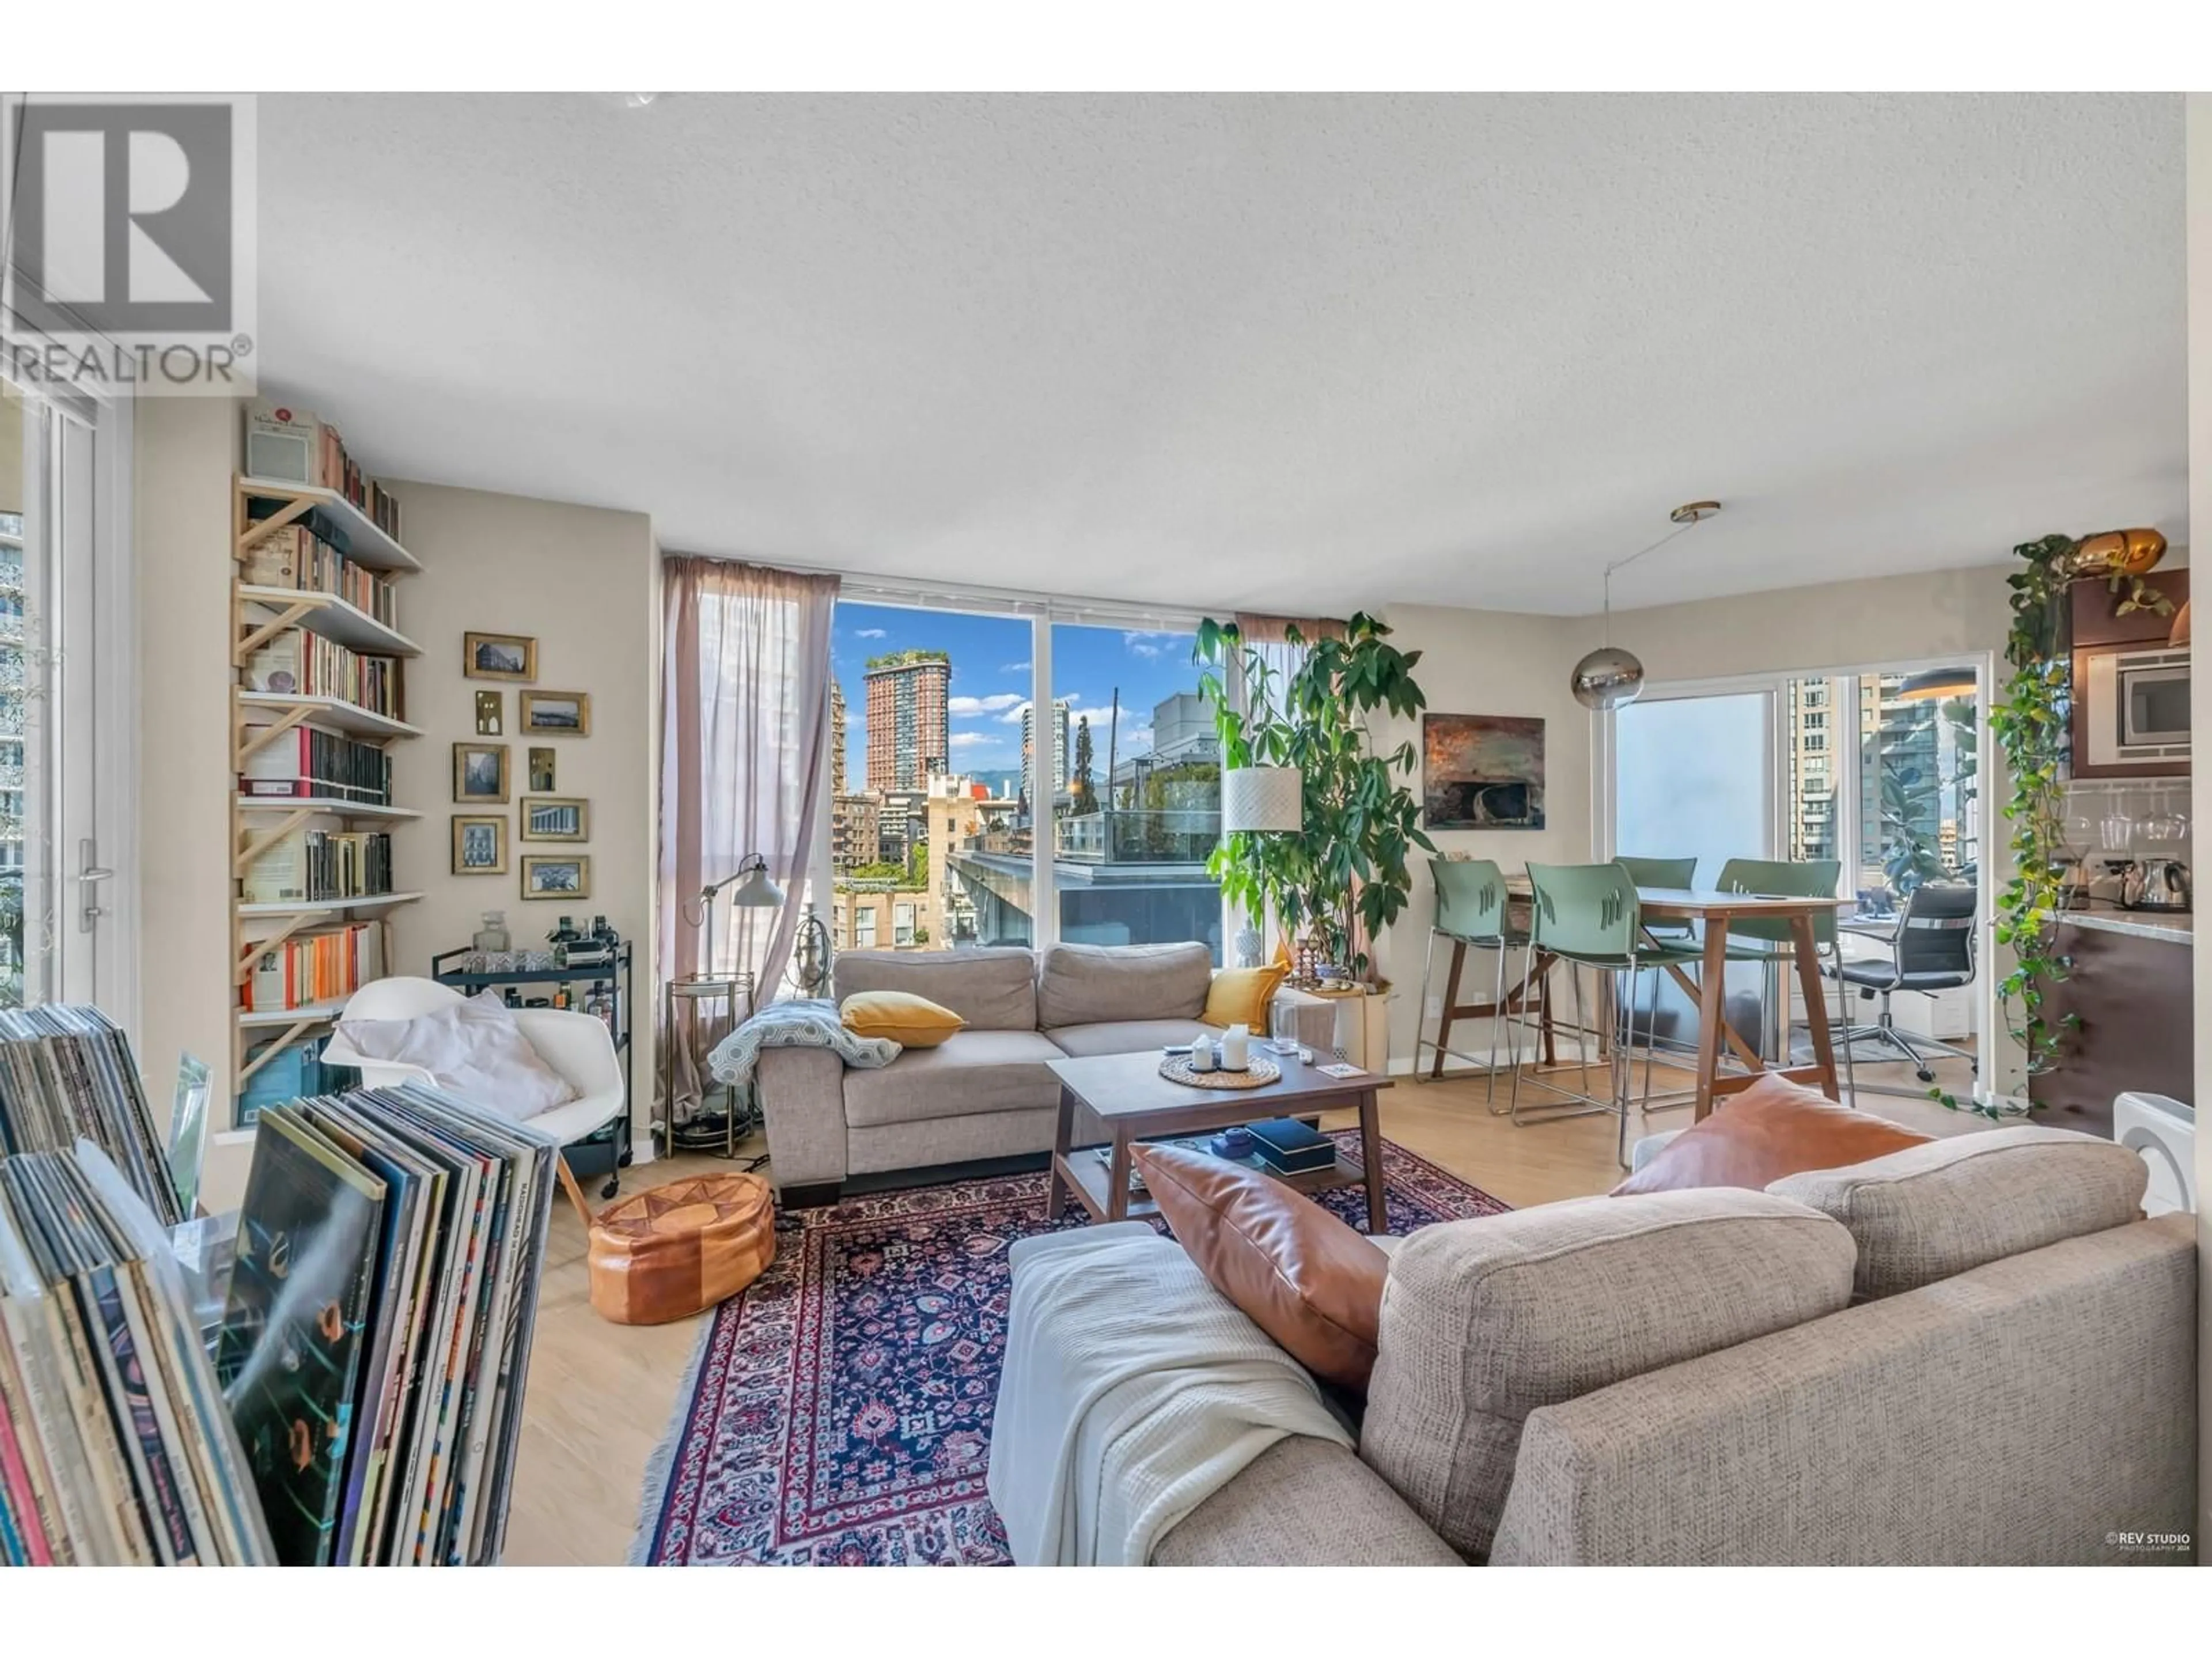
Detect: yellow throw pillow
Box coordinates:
(840, 990, 965, 1048)
(1203, 965, 1289, 1033)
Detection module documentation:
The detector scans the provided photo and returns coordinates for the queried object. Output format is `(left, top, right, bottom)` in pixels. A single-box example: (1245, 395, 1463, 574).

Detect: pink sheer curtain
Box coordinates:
(659, 556, 839, 1121)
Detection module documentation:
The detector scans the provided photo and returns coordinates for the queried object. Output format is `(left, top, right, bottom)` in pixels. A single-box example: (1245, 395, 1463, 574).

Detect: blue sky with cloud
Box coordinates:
(833, 603, 1201, 783)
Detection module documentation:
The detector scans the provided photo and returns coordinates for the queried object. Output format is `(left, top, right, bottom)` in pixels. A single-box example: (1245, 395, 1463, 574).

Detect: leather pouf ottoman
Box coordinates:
(588, 1172, 775, 1325)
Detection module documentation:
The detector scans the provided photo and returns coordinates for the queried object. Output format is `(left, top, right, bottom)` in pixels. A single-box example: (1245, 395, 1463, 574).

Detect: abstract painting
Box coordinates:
(1422, 714, 1545, 830)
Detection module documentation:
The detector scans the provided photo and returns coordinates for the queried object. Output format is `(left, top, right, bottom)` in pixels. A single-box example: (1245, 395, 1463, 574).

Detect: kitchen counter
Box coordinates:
(2060, 903, 2193, 944)
(2029, 912, 2194, 1138)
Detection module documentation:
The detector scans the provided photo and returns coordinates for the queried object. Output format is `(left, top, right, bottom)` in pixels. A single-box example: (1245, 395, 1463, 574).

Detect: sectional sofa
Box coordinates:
(1013, 1125, 2192, 1565)
(754, 942, 1336, 1200)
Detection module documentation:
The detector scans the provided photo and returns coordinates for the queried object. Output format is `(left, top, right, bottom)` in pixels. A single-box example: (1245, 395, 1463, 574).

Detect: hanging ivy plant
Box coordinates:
(1961, 533, 2171, 1118)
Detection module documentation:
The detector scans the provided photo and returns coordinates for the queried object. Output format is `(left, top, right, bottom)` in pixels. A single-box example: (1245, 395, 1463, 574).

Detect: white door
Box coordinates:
(3, 376, 130, 1015)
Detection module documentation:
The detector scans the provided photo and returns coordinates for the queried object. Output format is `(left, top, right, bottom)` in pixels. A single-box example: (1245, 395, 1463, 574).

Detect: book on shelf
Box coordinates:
(240, 524, 399, 626)
(0, 1140, 276, 1565)
(0, 1007, 184, 1229)
(238, 719, 395, 805)
(237, 1036, 352, 1129)
(244, 401, 404, 543)
(243, 922, 386, 1013)
(239, 625, 405, 719)
(240, 825, 394, 906)
(215, 1084, 558, 1566)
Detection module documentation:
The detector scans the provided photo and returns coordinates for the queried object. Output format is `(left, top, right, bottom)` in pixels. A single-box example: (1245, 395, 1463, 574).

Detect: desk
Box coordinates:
(1633, 888, 1853, 1120)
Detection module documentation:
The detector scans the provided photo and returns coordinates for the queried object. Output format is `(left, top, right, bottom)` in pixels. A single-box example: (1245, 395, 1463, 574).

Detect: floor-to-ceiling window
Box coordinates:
(824, 593, 1221, 960)
(1050, 621, 1221, 960)
(1611, 661, 1987, 1096)
(828, 600, 1035, 952)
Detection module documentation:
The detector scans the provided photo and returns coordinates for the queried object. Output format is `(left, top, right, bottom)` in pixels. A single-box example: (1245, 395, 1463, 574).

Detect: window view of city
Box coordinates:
(827, 604, 1222, 961)
(1785, 670, 1978, 910)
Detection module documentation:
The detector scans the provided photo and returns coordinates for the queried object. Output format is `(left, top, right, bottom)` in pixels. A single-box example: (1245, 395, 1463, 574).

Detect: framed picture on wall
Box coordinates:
(521, 691, 591, 736)
(1421, 713, 1546, 830)
(453, 742, 510, 803)
(452, 816, 508, 874)
(465, 632, 537, 681)
(520, 796, 589, 842)
(527, 747, 556, 791)
(521, 854, 590, 900)
(475, 689, 503, 734)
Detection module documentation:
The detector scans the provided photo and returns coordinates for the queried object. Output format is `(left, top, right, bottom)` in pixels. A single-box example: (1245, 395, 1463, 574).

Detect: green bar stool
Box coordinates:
(1414, 857, 1531, 1102)
(1516, 861, 1707, 1166)
(1616, 855, 1699, 942)
(1714, 857, 1855, 1101)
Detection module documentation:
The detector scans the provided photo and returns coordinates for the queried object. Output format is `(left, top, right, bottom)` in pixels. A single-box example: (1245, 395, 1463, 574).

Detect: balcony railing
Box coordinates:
(1054, 809, 1220, 865)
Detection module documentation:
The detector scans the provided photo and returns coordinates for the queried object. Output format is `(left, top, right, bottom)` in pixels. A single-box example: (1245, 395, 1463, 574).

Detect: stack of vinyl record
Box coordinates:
(0, 1008, 184, 1229)
(0, 1142, 276, 1565)
(215, 1085, 559, 1566)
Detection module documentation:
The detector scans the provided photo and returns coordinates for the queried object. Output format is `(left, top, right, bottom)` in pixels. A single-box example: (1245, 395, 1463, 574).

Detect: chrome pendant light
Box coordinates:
(1570, 501, 1721, 711)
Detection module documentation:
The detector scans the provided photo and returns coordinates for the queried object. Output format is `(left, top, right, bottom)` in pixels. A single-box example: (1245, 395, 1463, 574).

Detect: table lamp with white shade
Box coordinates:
(1221, 765, 1303, 974)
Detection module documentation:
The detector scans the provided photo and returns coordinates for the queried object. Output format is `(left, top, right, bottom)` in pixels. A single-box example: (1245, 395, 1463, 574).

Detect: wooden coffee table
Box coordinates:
(1045, 1048, 1392, 1232)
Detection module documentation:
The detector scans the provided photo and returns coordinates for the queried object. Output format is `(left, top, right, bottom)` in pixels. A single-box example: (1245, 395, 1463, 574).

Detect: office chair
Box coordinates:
(1827, 881, 1978, 1084)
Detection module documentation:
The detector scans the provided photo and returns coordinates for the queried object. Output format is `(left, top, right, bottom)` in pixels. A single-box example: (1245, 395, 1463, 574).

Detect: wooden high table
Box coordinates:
(1633, 887, 1855, 1120)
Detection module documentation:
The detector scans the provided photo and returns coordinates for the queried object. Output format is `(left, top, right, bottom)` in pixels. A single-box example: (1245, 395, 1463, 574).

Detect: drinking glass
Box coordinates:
(1269, 1000, 1303, 1055)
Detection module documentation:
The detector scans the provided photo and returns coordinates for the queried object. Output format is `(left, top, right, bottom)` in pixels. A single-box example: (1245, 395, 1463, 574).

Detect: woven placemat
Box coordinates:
(1159, 1054, 1282, 1090)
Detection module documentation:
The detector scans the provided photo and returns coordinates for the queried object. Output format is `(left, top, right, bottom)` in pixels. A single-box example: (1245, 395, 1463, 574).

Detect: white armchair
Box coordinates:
(321, 977, 628, 1227)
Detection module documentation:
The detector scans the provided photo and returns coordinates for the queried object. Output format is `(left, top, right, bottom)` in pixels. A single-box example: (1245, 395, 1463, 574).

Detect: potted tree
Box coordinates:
(1195, 613, 1433, 1063)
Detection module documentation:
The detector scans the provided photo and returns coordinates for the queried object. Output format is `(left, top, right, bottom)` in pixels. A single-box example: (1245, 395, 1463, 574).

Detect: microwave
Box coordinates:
(2082, 645, 2190, 768)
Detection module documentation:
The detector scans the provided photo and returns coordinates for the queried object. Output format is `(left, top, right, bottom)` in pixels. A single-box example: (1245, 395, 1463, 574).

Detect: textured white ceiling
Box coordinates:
(253, 92, 2187, 615)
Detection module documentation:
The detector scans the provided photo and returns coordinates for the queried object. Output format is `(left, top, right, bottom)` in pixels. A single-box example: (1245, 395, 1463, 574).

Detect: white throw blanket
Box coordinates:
(704, 997, 899, 1094)
(986, 1223, 1353, 1566)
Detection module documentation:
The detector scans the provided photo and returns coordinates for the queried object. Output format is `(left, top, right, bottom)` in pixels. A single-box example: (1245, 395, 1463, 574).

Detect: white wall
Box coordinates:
(382, 481, 661, 1150)
(1371, 604, 1593, 1066)
(1590, 563, 2016, 684)
(132, 397, 245, 1206)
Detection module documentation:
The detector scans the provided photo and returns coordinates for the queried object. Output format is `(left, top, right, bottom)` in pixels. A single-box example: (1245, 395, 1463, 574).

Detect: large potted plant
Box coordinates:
(1194, 613, 1434, 988)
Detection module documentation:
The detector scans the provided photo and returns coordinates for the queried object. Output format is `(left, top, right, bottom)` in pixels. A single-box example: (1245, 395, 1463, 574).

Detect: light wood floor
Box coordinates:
(499, 1048, 1980, 1565)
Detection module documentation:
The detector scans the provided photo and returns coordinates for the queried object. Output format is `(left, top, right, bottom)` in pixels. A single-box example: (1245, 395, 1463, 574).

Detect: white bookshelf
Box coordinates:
(236, 795, 421, 820)
(236, 891, 423, 918)
(231, 467, 422, 1111)
(237, 584, 422, 656)
(237, 691, 422, 740)
(236, 475, 421, 572)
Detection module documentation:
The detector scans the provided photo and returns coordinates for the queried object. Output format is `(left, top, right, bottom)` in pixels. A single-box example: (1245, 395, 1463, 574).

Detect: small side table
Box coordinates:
(662, 974, 755, 1156)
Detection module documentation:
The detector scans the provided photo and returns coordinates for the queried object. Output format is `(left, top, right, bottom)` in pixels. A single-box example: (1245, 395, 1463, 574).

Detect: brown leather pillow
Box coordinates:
(1612, 1073, 1933, 1196)
(1132, 1142, 1389, 1392)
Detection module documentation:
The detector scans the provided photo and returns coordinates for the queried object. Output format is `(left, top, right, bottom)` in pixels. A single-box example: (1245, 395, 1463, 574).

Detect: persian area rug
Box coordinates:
(631, 1130, 1508, 1566)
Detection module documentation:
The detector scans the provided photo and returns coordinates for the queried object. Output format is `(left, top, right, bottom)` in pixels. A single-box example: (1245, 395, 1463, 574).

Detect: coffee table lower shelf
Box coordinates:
(1052, 1145, 1366, 1224)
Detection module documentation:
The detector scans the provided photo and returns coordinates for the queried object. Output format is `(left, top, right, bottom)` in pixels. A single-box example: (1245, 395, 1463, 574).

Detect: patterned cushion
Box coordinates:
(1359, 1188, 1856, 1562)
(833, 947, 1037, 1031)
(1767, 1125, 2149, 1301)
(1036, 942, 1212, 1028)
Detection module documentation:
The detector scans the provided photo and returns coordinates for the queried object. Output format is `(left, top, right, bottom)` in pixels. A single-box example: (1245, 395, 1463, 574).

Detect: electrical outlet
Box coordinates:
(1425, 995, 1442, 1018)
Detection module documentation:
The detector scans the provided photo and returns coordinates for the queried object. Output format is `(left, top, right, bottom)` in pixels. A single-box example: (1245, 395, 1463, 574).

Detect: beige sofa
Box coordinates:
(755, 943, 1334, 1199)
(1009, 1125, 2197, 1566)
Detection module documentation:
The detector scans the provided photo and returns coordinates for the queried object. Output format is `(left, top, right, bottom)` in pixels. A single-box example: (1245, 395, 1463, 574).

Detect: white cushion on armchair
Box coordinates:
(328, 982, 586, 1124)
